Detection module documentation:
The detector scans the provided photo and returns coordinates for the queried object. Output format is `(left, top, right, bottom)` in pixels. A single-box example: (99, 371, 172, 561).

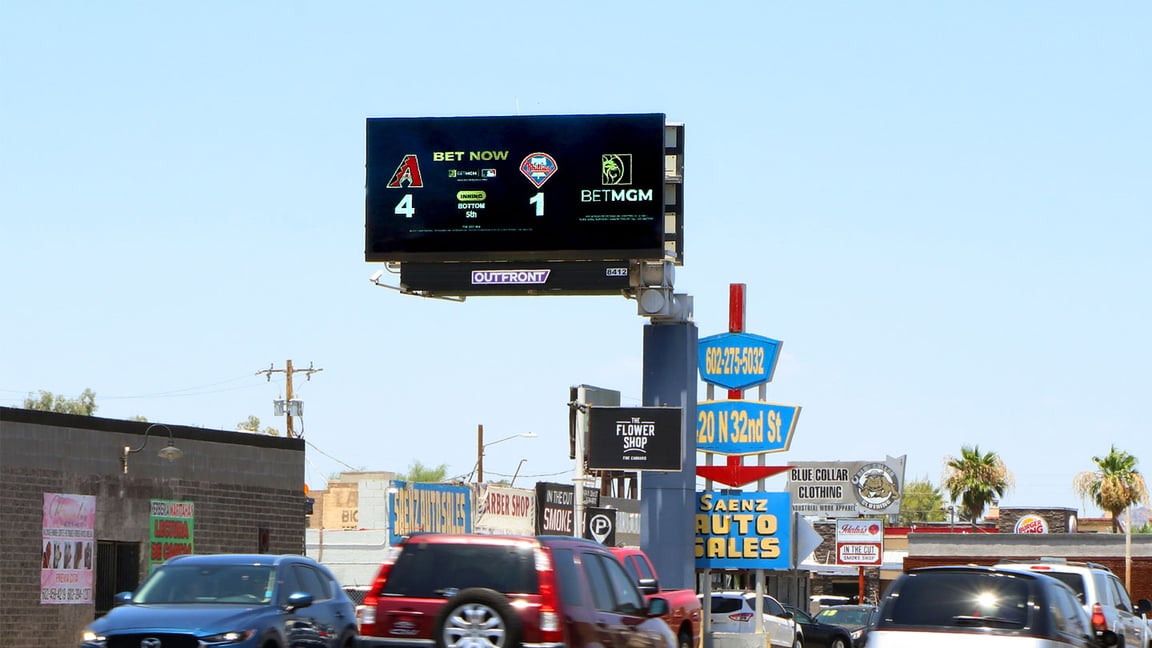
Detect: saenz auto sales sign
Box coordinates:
(835, 518, 884, 566)
(696, 400, 800, 455)
(588, 406, 682, 471)
(698, 332, 782, 390)
(695, 491, 792, 570)
(365, 113, 666, 263)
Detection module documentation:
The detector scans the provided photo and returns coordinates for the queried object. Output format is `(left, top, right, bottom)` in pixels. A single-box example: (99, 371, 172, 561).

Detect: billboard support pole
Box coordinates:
(640, 318, 698, 590)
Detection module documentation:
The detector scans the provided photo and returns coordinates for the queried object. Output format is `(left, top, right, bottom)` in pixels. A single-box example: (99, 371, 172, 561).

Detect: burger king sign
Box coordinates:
(1014, 514, 1049, 534)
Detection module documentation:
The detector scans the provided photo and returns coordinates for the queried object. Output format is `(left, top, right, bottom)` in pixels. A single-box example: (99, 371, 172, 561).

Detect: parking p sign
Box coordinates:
(584, 507, 616, 546)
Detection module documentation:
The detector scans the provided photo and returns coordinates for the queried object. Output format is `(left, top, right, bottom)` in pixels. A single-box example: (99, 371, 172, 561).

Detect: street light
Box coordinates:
(510, 459, 528, 487)
(476, 424, 537, 483)
(121, 424, 184, 474)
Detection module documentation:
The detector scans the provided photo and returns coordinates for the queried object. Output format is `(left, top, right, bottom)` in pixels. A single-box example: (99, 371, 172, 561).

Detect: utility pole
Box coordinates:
(257, 360, 323, 438)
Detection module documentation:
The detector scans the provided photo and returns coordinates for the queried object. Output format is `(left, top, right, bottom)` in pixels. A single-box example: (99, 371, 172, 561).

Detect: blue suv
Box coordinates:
(80, 553, 358, 648)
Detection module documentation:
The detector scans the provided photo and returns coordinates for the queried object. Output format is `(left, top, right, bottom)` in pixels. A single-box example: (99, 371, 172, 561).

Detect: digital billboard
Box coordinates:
(365, 113, 667, 262)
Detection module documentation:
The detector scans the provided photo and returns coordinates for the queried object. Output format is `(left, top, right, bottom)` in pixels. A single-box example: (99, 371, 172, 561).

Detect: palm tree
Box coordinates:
(1073, 446, 1148, 533)
(942, 445, 1014, 526)
(897, 477, 948, 526)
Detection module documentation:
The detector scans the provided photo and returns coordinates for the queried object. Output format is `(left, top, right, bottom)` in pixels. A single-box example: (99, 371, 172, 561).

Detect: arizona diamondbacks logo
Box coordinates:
(852, 463, 900, 511)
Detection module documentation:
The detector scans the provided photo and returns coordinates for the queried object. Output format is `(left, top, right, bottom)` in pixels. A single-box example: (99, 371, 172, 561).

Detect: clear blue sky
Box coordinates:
(3, 2, 1148, 517)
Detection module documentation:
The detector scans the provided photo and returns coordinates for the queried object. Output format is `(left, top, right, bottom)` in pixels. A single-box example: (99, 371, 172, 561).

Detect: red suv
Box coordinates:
(358, 534, 676, 648)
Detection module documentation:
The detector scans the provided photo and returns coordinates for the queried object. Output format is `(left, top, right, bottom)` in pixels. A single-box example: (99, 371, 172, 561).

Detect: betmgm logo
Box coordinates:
(852, 463, 901, 512)
(601, 154, 632, 186)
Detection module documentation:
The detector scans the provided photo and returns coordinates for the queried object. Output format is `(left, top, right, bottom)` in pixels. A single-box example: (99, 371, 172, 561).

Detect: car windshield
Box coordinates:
(134, 564, 276, 604)
(382, 542, 538, 598)
(1044, 572, 1087, 603)
(816, 607, 872, 628)
(883, 572, 1030, 628)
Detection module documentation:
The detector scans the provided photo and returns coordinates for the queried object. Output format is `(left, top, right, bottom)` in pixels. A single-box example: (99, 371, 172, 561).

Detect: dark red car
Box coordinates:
(357, 534, 675, 648)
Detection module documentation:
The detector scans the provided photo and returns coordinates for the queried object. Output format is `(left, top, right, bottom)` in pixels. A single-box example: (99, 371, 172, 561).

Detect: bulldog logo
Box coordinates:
(853, 463, 901, 512)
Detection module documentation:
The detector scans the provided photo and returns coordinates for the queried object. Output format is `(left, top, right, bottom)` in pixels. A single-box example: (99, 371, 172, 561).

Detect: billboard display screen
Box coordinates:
(366, 113, 667, 262)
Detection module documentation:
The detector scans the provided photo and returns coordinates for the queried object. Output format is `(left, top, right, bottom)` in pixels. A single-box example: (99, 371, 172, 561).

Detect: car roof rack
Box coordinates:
(997, 557, 1113, 573)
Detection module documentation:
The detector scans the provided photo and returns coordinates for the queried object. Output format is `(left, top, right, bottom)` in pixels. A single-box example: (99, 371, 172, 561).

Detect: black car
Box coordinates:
(80, 553, 359, 648)
(785, 605, 855, 648)
(811, 605, 877, 646)
(866, 565, 1119, 648)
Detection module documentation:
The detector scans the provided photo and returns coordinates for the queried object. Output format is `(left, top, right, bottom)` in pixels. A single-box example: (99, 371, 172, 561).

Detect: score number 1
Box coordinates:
(529, 192, 544, 217)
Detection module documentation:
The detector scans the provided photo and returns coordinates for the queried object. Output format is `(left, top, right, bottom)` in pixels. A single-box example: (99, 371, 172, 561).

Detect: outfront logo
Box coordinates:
(471, 269, 550, 285)
(852, 463, 901, 511)
(601, 153, 632, 186)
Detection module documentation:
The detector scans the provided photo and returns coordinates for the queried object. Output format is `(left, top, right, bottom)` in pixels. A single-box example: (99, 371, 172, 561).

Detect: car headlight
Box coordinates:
(851, 629, 864, 639)
(199, 629, 256, 644)
(81, 630, 106, 646)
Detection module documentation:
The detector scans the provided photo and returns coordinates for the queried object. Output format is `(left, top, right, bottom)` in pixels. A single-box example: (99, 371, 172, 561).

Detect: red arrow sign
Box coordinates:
(696, 455, 790, 487)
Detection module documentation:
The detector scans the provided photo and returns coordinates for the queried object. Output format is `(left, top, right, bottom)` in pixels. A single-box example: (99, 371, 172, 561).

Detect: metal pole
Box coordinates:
(477, 424, 484, 483)
(1126, 506, 1132, 589)
(575, 388, 587, 537)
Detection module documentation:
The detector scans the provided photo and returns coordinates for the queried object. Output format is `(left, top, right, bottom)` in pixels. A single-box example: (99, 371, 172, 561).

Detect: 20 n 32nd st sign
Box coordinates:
(696, 400, 801, 455)
(587, 406, 682, 471)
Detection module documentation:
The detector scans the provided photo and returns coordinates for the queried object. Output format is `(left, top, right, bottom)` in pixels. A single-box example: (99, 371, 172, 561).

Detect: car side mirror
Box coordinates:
(285, 592, 314, 611)
(637, 577, 659, 595)
(113, 592, 133, 607)
(1137, 599, 1152, 616)
(647, 597, 670, 618)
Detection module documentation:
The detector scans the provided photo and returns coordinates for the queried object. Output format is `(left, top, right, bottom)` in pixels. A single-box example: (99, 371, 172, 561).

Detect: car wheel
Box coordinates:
(678, 629, 692, 648)
(792, 636, 803, 648)
(830, 638, 847, 648)
(434, 587, 522, 648)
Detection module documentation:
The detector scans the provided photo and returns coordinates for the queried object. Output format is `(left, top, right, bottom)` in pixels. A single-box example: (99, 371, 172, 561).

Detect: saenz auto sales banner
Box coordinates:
(695, 491, 792, 570)
(389, 481, 472, 544)
(366, 113, 666, 262)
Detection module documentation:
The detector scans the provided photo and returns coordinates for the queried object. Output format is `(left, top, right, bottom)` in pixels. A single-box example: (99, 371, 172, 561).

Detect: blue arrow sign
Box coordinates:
(696, 400, 801, 455)
(698, 332, 782, 390)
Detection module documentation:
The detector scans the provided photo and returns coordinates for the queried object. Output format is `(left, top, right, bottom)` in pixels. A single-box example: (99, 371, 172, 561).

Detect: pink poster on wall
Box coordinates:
(41, 493, 95, 604)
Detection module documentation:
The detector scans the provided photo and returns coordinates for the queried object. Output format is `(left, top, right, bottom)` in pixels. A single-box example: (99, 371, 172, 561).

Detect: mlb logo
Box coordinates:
(482, 168, 496, 178)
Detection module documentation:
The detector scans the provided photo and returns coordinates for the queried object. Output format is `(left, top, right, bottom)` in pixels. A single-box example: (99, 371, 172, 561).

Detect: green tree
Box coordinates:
(237, 415, 280, 436)
(23, 389, 97, 415)
(897, 477, 948, 525)
(397, 460, 448, 483)
(942, 445, 1014, 526)
(1073, 446, 1148, 533)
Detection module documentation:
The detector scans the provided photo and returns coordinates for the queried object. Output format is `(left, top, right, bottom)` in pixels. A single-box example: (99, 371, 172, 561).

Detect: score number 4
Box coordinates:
(393, 193, 546, 218)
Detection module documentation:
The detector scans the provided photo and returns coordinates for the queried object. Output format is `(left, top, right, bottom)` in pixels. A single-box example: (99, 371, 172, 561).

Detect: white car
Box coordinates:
(701, 590, 802, 648)
(995, 558, 1150, 648)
